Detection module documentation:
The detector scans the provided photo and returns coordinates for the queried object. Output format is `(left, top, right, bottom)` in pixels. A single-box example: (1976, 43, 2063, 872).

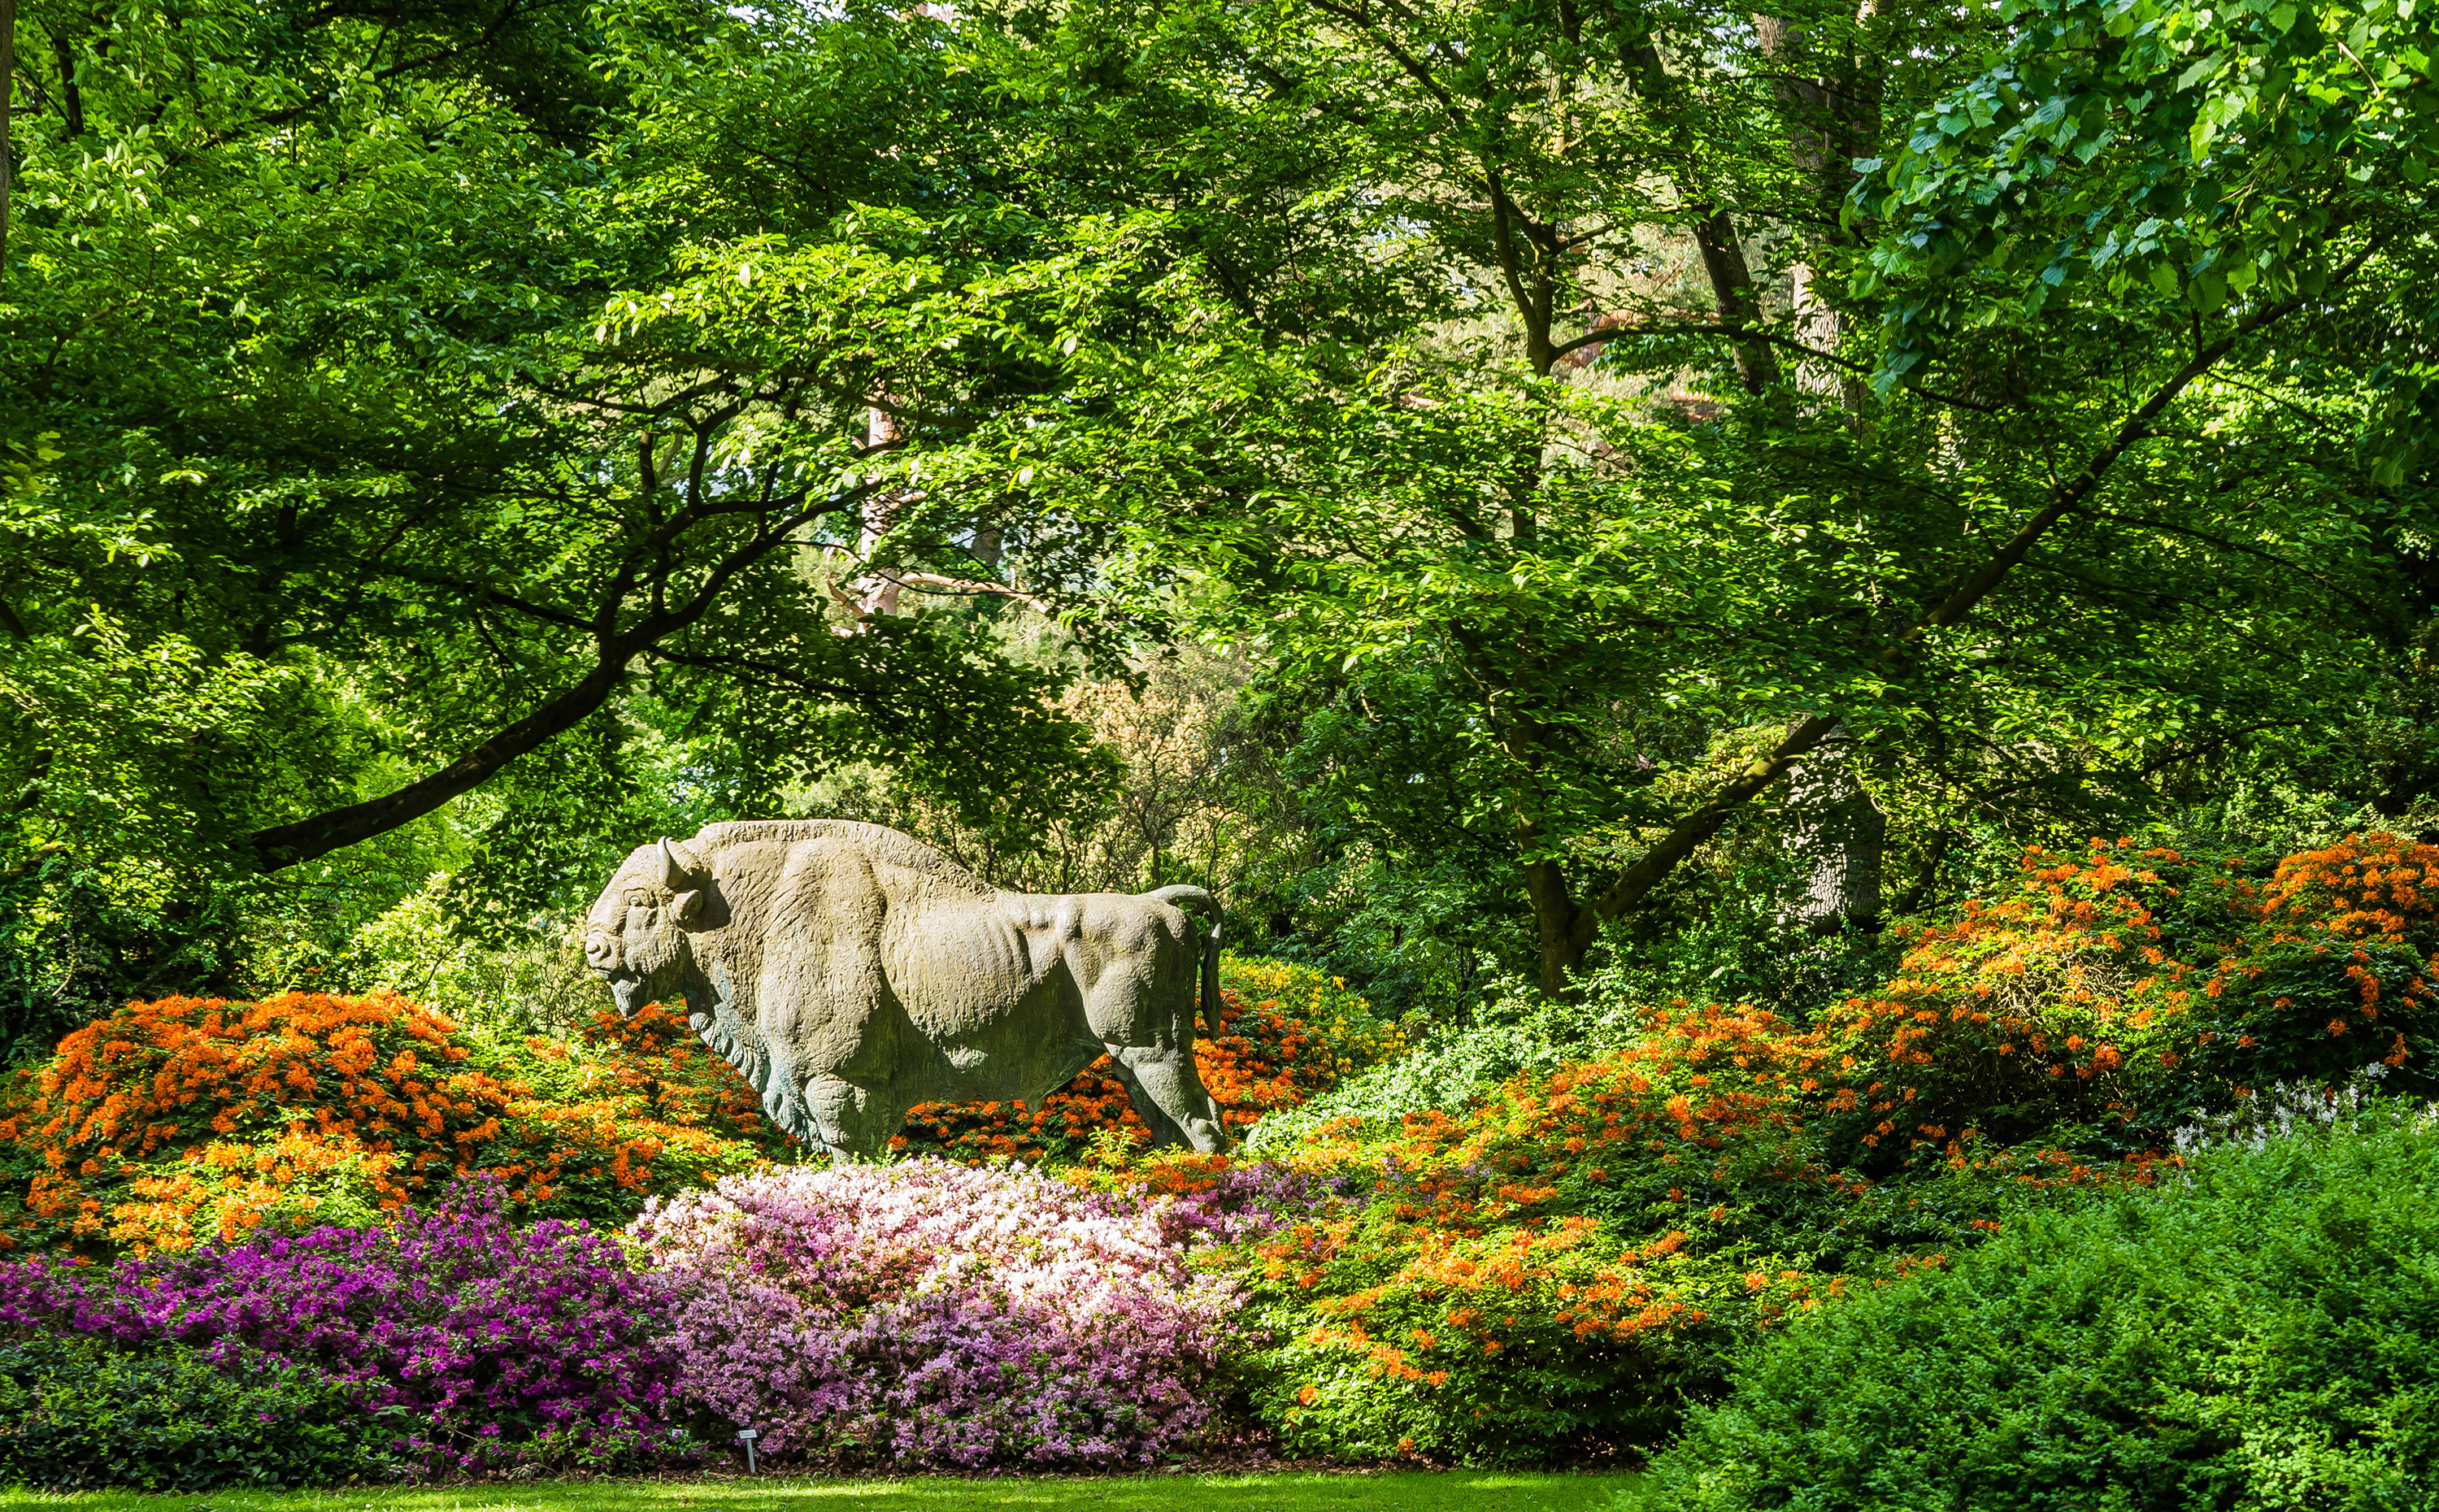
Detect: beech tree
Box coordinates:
(963, 0, 2439, 991)
(0, 0, 1150, 1029)
(0, 4, 1129, 860)
(2, 0, 2432, 1028)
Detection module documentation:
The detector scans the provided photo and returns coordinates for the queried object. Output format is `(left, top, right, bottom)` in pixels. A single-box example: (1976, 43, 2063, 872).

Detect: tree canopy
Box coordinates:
(2, 0, 2432, 1041)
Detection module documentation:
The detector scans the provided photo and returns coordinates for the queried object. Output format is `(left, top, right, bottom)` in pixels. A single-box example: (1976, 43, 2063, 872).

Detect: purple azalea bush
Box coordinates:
(628, 1158, 1246, 1469)
(0, 1159, 1333, 1483)
(0, 1181, 680, 1473)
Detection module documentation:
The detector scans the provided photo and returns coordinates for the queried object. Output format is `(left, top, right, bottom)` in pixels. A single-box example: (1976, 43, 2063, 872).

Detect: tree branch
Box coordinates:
(885, 572, 1056, 615)
(2, 0, 16, 289)
(247, 491, 841, 871)
(1569, 245, 2377, 941)
(2066, 503, 2403, 638)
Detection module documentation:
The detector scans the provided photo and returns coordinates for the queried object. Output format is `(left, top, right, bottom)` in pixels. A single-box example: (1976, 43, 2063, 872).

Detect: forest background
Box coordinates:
(0, 0, 2435, 1053)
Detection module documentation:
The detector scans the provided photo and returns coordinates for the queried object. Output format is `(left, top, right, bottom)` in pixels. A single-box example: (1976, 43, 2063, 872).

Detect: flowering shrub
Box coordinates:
(498, 1001, 793, 1222)
(1811, 834, 2439, 1168)
(0, 839, 2419, 1479)
(0, 1181, 680, 1474)
(894, 957, 1404, 1163)
(628, 1158, 1239, 1469)
(1192, 989, 2195, 1466)
(1215, 1016, 1833, 1466)
(1181, 838, 2439, 1465)
(0, 994, 783, 1253)
(1219, 957, 1408, 1082)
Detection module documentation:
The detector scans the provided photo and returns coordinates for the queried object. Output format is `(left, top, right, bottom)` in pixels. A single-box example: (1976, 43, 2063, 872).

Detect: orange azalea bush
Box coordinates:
(1226, 1042, 1821, 1462)
(892, 956, 1404, 1164)
(1811, 833, 2439, 1167)
(0, 993, 787, 1255)
(498, 1000, 793, 1220)
(1196, 999, 2132, 1465)
(1102, 836, 2439, 1464)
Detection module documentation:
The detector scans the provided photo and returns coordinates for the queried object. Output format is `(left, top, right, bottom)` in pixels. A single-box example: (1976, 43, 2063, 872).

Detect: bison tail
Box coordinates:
(1146, 884, 1224, 1038)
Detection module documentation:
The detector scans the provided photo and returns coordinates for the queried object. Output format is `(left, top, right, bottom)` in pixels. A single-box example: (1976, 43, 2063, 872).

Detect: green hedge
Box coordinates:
(0, 1333, 399, 1491)
(1637, 1105, 2439, 1512)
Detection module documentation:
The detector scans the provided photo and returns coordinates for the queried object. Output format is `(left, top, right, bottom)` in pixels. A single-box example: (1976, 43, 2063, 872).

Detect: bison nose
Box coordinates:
(584, 931, 620, 971)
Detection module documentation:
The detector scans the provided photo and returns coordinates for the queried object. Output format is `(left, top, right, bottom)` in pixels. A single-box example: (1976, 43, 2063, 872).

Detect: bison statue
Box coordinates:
(581, 820, 1229, 1158)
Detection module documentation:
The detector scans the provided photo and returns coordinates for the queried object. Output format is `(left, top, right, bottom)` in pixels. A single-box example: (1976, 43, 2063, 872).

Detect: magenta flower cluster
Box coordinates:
(627, 1158, 1244, 1469)
(0, 1182, 680, 1473)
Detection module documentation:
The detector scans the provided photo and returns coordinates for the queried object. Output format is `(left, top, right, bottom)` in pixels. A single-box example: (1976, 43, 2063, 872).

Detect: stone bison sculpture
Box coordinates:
(581, 820, 1229, 1158)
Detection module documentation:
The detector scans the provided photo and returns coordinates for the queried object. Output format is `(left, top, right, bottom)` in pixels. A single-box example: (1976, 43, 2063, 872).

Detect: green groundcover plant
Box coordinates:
(1634, 1105, 2439, 1512)
(0, 1332, 398, 1492)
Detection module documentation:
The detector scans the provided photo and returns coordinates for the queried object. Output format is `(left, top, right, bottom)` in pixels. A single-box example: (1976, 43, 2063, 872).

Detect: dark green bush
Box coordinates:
(0, 1332, 399, 1491)
(1637, 1106, 2439, 1512)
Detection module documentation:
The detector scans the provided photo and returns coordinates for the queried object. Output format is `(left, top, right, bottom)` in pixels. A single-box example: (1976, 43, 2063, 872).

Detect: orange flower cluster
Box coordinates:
(500, 1002, 793, 1214)
(891, 984, 1374, 1163)
(1224, 839, 2439, 1461)
(1237, 1015, 1833, 1415)
(1811, 834, 2439, 1159)
(2261, 836, 2439, 939)
(1240, 1029, 1830, 1462)
(0, 994, 775, 1254)
(1215, 838, 2438, 1464)
(2, 993, 514, 1249)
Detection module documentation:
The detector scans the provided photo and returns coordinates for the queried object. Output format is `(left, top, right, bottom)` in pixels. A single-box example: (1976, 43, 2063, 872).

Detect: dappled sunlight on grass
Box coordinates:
(0, 1471, 1636, 1512)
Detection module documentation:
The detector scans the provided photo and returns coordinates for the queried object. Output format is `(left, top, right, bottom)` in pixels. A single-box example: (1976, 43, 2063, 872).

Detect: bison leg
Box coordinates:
(802, 1072, 905, 1162)
(1105, 1044, 1228, 1154)
(1100, 1054, 1187, 1148)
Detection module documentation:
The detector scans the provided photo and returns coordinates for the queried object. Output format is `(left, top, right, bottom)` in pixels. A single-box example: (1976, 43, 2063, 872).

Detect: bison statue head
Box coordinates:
(584, 836, 709, 1015)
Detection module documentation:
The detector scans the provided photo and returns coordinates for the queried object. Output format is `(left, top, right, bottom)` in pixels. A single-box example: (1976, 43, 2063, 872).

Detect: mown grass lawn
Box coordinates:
(0, 1471, 1638, 1512)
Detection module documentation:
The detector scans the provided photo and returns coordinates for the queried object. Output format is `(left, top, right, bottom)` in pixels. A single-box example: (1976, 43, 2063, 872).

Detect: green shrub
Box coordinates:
(1637, 1106, 2439, 1512)
(0, 1332, 399, 1491)
(1240, 975, 1619, 1151)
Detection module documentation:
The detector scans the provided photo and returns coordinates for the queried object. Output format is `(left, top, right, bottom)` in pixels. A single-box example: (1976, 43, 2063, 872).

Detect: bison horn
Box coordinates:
(655, 836, 702, 889)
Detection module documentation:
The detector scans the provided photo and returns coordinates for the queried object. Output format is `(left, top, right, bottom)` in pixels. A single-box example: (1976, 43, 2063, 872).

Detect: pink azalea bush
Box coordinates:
(628, 1158, 1241, 1468)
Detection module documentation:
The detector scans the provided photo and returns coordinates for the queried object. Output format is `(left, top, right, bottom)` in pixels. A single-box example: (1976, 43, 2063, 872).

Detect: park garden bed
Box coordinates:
(2, 837, 2438, 1501)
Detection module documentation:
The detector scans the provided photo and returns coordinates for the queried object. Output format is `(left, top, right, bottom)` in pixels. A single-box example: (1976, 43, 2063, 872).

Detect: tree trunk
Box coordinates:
(846, 403, 906, 619)
(1621, 37, 1781, 393)
(2, 0, 17, 289)
(1778, 720, 1885, 934)
(1522, 849, 1589, 997)
(1689, 208, 1780, 393)
(1754, 13, 1881, 408)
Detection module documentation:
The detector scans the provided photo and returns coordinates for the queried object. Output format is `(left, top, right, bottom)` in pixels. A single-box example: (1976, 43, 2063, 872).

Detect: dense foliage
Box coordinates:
(1641, 1107, 2439, 1512)
(3, 0, 2431, 1024)
(0, 1332, 395, 1492)
(3, 0, 2438, 1491)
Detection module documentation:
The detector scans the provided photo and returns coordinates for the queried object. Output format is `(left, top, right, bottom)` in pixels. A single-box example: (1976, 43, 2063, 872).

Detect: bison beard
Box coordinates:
(582, 821, 1229, 1159)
